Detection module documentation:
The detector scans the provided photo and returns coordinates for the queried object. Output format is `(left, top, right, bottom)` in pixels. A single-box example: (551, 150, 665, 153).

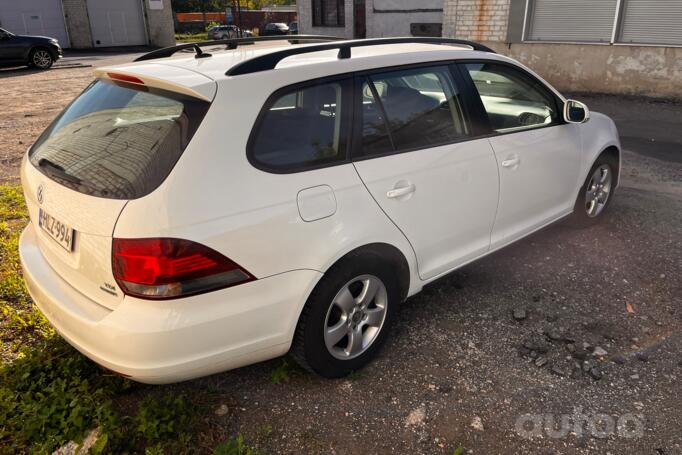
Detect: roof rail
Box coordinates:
(134, 35, 343, 62)
(225, 37, 496, 76)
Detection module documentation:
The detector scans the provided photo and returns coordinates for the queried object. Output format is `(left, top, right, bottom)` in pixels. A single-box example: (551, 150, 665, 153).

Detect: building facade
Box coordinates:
(0, 0, 175, 49)
(298, 0, 445, 39)
(442, 0, 682, 98)
(298, 0, 682, 98)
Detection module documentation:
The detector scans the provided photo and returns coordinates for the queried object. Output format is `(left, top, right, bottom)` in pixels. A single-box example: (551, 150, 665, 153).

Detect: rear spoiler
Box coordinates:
(92, 67, 213, 102)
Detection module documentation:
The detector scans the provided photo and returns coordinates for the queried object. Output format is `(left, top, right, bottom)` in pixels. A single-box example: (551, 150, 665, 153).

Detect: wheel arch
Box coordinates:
(584, 145, 621, 189)
(320, 242, 412, 302)
(578, 112, 621, 189)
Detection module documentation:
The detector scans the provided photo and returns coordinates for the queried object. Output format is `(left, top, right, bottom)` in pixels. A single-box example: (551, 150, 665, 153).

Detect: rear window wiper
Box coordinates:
(38, 158, 82, 185)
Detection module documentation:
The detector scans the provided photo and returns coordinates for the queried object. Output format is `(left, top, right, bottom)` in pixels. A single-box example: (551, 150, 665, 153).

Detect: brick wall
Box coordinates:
(61, 0, 91, 48)
(442, 0, 510, 42)
(298, 0, 355, 39)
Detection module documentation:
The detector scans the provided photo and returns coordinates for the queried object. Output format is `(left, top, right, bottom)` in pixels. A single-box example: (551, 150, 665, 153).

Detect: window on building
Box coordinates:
(250, 80, 349, 171)
(312, 0, 345, 27)
(619, 0, 682, 46)
(526, 0, 618, 43)
(359, 66, 468, 157)
(523, 0, 682, 46)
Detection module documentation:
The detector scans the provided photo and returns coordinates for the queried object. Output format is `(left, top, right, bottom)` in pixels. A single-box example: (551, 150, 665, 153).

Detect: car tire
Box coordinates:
(29, 48, 54, 69)
(569, 152, 618, 228)
(291, 251, 400, 378)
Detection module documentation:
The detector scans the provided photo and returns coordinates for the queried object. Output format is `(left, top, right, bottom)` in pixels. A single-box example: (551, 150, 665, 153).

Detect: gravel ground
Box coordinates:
(1, 63, 681, 454)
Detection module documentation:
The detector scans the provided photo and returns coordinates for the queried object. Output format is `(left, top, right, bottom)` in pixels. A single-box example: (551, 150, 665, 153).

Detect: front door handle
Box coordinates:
(501, 156, 520, 168)
(387, 183, 416, 199)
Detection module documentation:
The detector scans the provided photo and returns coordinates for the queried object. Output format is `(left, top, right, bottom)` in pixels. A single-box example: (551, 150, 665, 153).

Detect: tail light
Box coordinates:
(107, 72, 145, 85)
(112, 238, 255, 300)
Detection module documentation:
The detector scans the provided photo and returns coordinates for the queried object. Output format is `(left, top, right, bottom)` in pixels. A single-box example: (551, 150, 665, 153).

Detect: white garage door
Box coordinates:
(0, 0, 70, 47)
(87, 0, 147, 47)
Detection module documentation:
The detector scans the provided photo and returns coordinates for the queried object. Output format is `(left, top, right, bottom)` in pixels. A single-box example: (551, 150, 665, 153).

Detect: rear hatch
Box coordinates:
(21, 66, 215, 310)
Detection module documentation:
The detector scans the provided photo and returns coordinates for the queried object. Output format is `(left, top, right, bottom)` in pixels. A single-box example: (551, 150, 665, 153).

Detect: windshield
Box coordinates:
(29, 79, 210, 199)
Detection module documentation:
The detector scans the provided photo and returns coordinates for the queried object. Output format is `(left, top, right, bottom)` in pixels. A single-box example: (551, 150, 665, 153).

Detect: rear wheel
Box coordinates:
(29, 48, 54, 69)
(570, 153, 618, 227)
(291, 254, 400, 378)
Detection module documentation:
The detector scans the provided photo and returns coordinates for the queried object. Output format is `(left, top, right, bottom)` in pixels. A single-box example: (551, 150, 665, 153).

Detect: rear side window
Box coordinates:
(250, 80, 350, 172)
(29, 79, 209, 200)
(359, 66, 469, 157)
(464, 62, 559, 133)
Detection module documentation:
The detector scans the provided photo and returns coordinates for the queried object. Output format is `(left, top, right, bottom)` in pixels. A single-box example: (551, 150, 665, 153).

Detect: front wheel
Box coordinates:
(29, 48, 54, 69)
(570, 153, 618, 227)
(291, 254, 400, 378)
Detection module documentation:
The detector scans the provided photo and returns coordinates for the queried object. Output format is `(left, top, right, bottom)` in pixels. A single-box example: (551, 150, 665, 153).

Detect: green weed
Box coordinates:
(214, 434, 262, 455)
(270, 359, 294, 384)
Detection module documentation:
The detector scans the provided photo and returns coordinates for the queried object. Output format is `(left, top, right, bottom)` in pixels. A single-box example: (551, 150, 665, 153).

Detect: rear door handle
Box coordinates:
(387, 183, 416, 199)
(501, 156, 520, 168)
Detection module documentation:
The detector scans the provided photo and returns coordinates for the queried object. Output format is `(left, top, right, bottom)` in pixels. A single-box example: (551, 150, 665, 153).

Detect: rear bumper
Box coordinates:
(19, 223, 321, 384)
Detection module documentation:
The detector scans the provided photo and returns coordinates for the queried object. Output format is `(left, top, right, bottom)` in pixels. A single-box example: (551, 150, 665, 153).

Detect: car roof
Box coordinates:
(96, 41, 548, 103)
(110, 42, 508, 81)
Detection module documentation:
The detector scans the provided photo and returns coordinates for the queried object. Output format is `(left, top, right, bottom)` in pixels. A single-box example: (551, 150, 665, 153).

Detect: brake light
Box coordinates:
(112, 238, 255, 300)
(107, 72, 145, 85)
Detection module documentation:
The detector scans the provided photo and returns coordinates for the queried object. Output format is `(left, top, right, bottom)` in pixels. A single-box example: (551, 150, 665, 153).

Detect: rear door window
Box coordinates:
(29, 79, 210, 199)
(249, 79, 351, 172)
(358, 65, 469, 157)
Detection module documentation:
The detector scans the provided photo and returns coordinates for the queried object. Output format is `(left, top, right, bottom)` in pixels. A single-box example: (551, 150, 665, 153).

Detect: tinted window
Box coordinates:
(359, 66, 469, 157)
(251, 81, 348, 171)
(465, 62, 559, 133)
(29, 80, 209, 199)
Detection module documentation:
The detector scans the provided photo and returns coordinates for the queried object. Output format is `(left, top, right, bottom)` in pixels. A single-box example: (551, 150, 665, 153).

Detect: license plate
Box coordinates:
(38, 208, 75, 252)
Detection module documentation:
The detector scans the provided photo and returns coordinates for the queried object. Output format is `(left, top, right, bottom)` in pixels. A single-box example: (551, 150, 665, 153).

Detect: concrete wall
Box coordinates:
(366, 0, 443, 37)
(298, 0, 355, 39)
(485, 42, 682, 99)
(144, 0, 175, 47)
(60, 0, 92, 48)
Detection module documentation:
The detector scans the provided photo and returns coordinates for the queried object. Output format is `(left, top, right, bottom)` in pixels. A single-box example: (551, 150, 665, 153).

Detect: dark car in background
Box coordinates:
(289, 21, 298, 34)
(0, 27, 62, 69)
(262, 23, 289, 36)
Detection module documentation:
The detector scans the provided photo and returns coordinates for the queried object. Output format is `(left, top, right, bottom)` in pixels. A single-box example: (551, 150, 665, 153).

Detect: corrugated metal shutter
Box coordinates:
(619, 0, 682, 45)
(527, 0, 617, 42)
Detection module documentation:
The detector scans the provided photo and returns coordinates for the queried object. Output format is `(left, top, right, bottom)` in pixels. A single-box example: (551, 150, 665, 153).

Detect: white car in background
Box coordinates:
(19, 37, 620, 384)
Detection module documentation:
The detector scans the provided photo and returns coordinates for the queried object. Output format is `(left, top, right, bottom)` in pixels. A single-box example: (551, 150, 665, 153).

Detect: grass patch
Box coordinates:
(175, 33, 208, 43)
(0, 184, 47, 360)
(0, 185, 203, 454)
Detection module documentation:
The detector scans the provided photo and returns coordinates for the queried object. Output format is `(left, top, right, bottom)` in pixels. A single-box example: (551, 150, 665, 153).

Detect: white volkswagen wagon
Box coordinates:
(19, 37, 620, 383)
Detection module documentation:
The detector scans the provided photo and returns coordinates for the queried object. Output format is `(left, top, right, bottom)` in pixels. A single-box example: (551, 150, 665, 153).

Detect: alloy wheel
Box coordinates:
(32, 50, 52, 69)
(323, 274, 388, 360)
(585, 164, 612, 217)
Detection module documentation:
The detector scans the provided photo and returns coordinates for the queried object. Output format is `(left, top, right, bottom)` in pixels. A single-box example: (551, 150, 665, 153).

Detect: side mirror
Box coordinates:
(564, 99, 590, 124)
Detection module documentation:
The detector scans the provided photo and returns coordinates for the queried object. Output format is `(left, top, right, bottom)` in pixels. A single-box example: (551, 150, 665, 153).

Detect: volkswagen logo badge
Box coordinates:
(37, 184, 44, 204)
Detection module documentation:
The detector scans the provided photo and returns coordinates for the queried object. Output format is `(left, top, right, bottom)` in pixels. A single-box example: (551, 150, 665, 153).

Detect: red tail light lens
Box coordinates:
(112, 238, 255, 300)
(107, 72, 145, 85)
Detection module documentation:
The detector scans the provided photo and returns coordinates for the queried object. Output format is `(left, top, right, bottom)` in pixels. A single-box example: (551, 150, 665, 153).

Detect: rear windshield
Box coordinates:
(29, 79, 210, 199)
